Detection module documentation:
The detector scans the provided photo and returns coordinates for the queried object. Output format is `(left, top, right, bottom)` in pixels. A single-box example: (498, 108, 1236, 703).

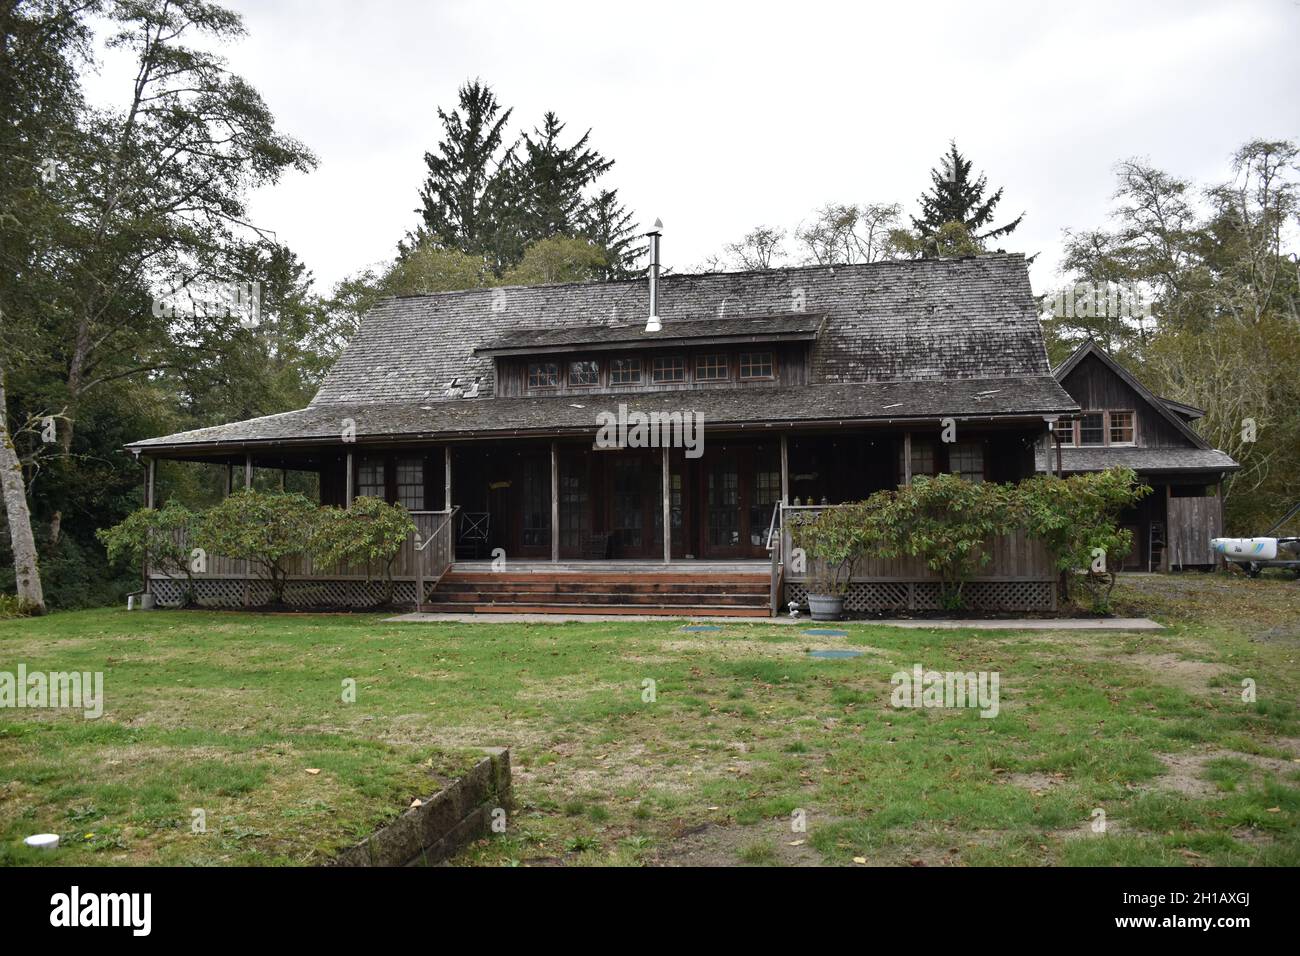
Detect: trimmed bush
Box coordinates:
(313, 496, 417, 604)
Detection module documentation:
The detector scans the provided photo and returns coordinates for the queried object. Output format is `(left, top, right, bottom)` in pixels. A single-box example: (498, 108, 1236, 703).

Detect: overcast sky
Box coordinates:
(89, 0, 1300, 295)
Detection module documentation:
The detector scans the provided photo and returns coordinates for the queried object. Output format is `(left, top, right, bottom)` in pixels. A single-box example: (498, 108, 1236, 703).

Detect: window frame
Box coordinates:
(609, 356, 642, 387)
(738, 350, 775, 380)
(694, 353, 729, 382)
(395, 456, 425, 511)
(568, 358, 600, 388)
(526, 361, 560, 390)
(651, 355, 687, 384)
(1067, 410, 1138, 447)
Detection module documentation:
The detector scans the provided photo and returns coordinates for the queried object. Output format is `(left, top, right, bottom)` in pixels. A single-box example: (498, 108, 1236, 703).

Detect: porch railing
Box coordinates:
(766, 501, 783, 617)
(412, 506, 459, 609)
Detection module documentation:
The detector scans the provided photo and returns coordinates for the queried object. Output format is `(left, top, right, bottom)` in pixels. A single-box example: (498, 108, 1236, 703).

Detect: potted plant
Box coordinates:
(791, 502, 866, 620)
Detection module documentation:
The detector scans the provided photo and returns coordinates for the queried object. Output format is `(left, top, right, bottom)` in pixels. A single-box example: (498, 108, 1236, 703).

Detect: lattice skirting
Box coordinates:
(785, 580, 1054, 613)
(149, 578, 427, 609)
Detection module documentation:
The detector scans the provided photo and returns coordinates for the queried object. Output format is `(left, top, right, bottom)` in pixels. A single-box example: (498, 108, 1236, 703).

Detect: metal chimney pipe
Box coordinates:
(645, 218, 663, 333)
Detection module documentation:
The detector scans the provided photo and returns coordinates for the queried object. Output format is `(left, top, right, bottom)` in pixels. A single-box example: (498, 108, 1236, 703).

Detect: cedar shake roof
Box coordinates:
(129, 376, 1074, 453)
(475, 313, 824, 354)
(130, 253, 1079, 454)
(311, 253, 1054, 405)
(1035, 446, 1239, 475)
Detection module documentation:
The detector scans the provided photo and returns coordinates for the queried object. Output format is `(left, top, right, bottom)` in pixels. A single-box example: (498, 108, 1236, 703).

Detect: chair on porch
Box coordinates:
(457, 511, 491, 560)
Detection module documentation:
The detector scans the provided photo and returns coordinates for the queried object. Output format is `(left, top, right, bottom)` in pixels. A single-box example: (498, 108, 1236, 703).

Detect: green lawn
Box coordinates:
(1, 574, 1297, 866)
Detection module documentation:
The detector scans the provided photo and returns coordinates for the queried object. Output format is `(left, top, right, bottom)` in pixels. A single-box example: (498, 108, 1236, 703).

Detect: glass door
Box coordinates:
(703, 453, 742, 557)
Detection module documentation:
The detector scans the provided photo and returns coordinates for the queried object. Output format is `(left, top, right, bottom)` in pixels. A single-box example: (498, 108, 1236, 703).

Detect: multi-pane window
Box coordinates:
(1077, 412, 1105, 446)
(395, 457, 424, 510)
(356, 458, 385, 500)
(948, 442, 985, 483)
(898, 439, 937, 483)
(609, 357, 641, 385)
(695, 353, 728, 381)
(652, 356, 686, 383)
(569, 359, 599, 387)
(527, 361, 559, 389)
(739, 351, 774, 379)
(1109, 410, 1135, 445)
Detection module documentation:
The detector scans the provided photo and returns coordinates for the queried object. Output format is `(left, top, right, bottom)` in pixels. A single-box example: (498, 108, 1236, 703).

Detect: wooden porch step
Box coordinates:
(441, 571, 767, 586)
(435, 578, 769, 596)
(417, 602, 771, 618)
(428, 590, 767, 606)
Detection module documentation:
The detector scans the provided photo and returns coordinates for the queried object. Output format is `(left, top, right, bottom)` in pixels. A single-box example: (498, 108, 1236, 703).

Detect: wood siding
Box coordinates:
(1059, 353, 1188, 448)
(1168, 495, 1223, 567)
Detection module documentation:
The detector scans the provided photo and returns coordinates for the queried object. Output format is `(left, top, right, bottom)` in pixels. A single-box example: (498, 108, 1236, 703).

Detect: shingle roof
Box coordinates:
(475, 313, 824, 354)
(1035, 446, 1239, 475)
(129, 376, 1076, 452)
(310, 253, 1052, 406)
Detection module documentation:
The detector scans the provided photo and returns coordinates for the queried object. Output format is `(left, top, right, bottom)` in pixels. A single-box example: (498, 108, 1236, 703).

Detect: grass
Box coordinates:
(0, 573, 1296, 866)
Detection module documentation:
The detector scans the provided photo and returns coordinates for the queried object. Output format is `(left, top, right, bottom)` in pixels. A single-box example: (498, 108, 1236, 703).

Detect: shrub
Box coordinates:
(790, 500, 874, 596)
(1015, 468, 1150, 612)
(886, 474, 1014, 610)
(313, 496, 416, 604)
(194, 491, 319, 605)
(96, 501, 200, 605)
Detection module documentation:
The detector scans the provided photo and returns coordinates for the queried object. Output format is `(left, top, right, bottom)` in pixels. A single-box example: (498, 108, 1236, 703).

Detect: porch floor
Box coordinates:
(450, 559, 769, 575)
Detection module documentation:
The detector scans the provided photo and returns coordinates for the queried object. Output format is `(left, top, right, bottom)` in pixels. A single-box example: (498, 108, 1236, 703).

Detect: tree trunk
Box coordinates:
(0, 366, 47, 613)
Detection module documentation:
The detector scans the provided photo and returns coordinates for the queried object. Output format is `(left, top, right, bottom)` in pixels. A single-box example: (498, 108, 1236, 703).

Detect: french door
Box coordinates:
(699, 444, 780, 559)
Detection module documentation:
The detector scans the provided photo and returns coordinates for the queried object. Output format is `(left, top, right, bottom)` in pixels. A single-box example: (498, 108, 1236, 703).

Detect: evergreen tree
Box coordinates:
(409, 79, 513, 254)
(910, 141, 1023, 256)
(582, 189, 644, 278)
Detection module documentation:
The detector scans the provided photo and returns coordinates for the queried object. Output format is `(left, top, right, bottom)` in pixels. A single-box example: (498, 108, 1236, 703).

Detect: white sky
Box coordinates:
(84, 0, 1300, 295)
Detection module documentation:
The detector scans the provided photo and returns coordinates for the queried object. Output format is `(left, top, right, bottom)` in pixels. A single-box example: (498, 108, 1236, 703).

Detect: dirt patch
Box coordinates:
(1005, 771, 1067, 795)
(1124, 654, 1231, 695)
(650, 817, 826, 867)
(1149, 748, 1298, 798)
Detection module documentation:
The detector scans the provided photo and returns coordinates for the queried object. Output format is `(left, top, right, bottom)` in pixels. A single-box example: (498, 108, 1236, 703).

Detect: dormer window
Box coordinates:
(695, 353, 728, 381)
(527, 362, 559, 389)
(569, 359, 599, 387)
(610, 357, 641, 385)
(739, 351, 774, 379)
(652, 356, 686, 383)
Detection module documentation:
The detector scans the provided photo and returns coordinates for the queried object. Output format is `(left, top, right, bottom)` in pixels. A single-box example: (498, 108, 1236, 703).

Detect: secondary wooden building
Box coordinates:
(1037, 340, 1238, 570)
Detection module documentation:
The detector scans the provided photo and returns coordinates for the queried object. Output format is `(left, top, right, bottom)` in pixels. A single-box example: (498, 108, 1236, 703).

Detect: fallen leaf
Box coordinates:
(306, 768, 321, 775)
(788, 840, 805, 847)
(409, 798, 423, 809)
(852, 856, 867, 865)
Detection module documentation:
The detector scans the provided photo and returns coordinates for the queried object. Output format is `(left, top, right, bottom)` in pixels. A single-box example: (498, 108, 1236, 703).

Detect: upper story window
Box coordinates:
(609, 357, 641, 386)
(652, 356, 686, 383)
(1109, 410, 1135, 445)
(739, 351, 774, 380)
(1067, 410, 1135, 447)
(898, 439, 937, 483)
(527, 361, 559, 389)
(569, 359, 600, 387)
(695, 353, 728, 381)
(1077, 412, 1104, 446)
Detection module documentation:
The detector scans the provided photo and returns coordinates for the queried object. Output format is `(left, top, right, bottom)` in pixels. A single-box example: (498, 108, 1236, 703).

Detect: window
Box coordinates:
(356, 457, 384, 500)
(1077, 412, 1105, 446)
(395, 457, 424, 510)
(527, 362, 558, 389)
(739, 351, 774, 379)
(695, 353, 728, 381)
(898, 439, 937, 483)
(569, 359, 599, 387)
(1109, 410, 1135, 445)
(610, 357, 641, 385)
(948, 442, 985, 483)
(527, 361, 559, 389)
(652, 356, 686, 383)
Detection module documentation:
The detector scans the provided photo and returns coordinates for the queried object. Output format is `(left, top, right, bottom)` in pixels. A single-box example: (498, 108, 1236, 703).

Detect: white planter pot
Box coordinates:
(807, 593, 844, 621)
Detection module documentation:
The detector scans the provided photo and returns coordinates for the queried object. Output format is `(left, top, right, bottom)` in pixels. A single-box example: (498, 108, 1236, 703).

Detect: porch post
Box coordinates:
(662, 445, 671, 565)
(145, 457, 156, 509)
(903, 432, 912, 486)
(444, 446, 452, 509)
(244, 453, 253, 490)
(779, 434, 789, 505)
(550, 441, 559, 563)
(225, 463, 233, 496)
(345, 452, 354, 509)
